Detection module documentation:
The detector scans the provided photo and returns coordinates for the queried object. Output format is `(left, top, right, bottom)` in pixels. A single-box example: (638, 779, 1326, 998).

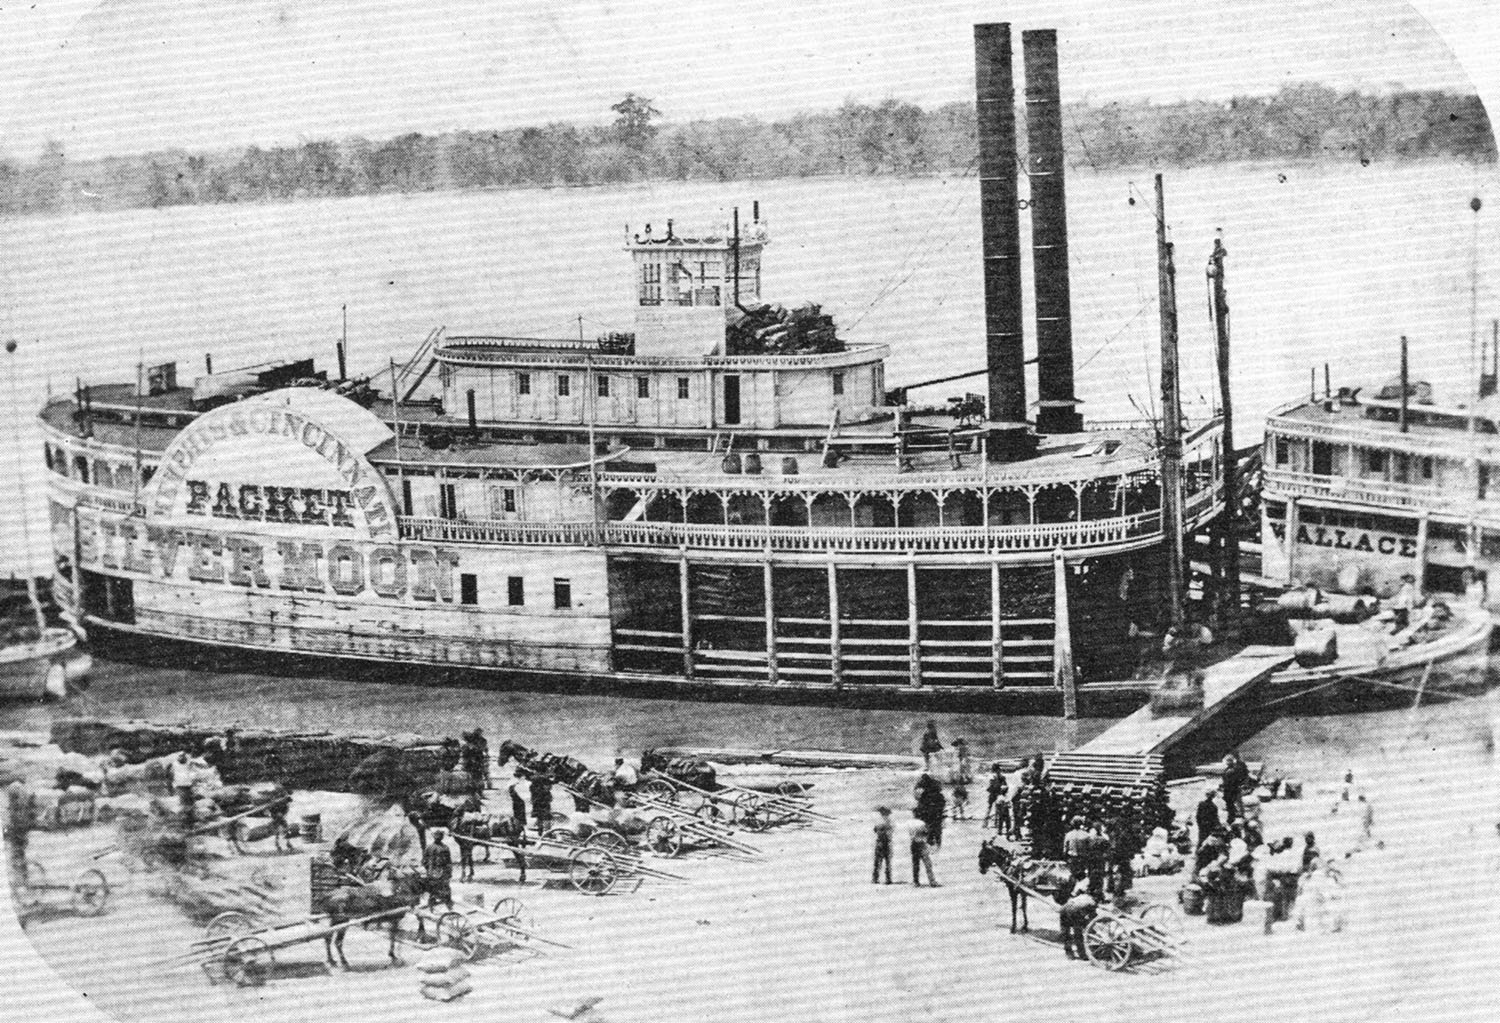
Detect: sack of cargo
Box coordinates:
(1179, 882, 1205, 915)
(416, 948, 468, 974)
(421, 980, 472, 1002)
(419, 966, 470, 988)
(1293, 628, 1338, 667)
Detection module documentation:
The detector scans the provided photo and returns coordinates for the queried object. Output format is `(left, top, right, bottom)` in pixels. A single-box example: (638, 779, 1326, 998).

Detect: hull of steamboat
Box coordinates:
(35, 24, 1225, 708)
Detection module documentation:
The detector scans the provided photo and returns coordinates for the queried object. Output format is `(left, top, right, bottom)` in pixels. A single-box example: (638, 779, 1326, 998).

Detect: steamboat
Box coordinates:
(36, 26, 1224, 707)
(1257, 336, 1497, 692)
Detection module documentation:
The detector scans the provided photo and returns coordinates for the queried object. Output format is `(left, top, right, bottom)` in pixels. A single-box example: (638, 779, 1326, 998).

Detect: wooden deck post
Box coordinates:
(991, 559, 1004, 689)
(1053, 548, 1077, 720)
(1285, 497, 1299, 583)
(827, 555, 843, 690)
(764, 560, 779, 684)
(679, 553, 693, 677)
(1415, 513, 1430, 594)
(907, 554, 922, 687)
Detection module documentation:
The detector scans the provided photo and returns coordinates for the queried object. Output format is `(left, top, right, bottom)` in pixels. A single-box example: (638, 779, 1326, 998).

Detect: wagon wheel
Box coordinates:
(584, 829, 631, 854)
(492, 897, 535, 942)
(223, 935, 272, 987)
(694, 801, 727, 825)
(775, 781, 809, 799)
(69, 869, 110, 917)
(543, 826, 578, 844)
(1083, 916, 1135, 971)
(1138, 903, 1184, 941)
(738, 802, 773, 832)
(645, 817, 682, 857)
(436, 911, 478, 961)
(568, 848, 619, 896)
(205, 911, 254, 941)
(732, 792, 762, 824)
(638, 778, 677, 804)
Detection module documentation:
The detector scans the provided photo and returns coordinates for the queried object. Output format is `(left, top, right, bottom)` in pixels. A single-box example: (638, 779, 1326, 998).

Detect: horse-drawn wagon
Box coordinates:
(978, 838, 1187, 971)
(15, 859, 110, 925)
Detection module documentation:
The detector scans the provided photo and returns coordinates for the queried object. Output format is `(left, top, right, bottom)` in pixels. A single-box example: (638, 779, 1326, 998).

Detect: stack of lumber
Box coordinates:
(1044, 752, 1174, 836)
(50, 719, 447, 792)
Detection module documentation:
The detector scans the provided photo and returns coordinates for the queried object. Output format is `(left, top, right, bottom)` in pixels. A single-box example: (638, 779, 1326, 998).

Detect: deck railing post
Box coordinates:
(828, 554, 843, 690)
(907, 554, 922, 687)
(679, 552, 693, 677)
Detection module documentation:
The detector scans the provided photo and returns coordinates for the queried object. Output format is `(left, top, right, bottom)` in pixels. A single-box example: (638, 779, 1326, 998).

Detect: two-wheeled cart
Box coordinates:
(17, 859, 110, 923)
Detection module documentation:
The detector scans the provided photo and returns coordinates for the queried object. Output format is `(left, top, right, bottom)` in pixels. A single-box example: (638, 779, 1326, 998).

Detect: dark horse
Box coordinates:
(204, 782, 294, 854)
(319, 863, 426, 969)
(404, 790, 481, 851)
(496, 740, 608, 811)
(978, 838, 1074, 934)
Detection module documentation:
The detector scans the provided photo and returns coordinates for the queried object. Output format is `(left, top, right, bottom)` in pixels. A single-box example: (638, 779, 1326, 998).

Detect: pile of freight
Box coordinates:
(1036, 751, 1174, 840)
(50, 718, 447, 792)
(724, 301, 841, 356)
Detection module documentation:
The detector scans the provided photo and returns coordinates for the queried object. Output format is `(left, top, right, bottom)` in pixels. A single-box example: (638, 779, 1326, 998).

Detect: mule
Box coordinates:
(978, 838, 1073, 934)
(207, 782, 293, 854)
(320, 865, 425, 969)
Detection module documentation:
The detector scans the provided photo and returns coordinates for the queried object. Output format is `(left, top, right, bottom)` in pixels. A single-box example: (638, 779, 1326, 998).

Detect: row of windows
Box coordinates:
(457, 572, 571, 610)
(516, 372, 692, 401)
(1273, 438, 1435, 480)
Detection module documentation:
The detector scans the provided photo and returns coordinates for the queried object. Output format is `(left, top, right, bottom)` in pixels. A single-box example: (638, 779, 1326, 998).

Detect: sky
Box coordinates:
(0, 0, 1491, 161)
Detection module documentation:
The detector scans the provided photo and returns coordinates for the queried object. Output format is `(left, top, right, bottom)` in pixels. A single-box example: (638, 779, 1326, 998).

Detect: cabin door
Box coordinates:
(723, 375, 741, 426)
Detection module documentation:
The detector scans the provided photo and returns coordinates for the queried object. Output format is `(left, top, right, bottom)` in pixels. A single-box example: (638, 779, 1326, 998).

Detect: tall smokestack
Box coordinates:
(1024, 28, 1082, 435)
(974, 23, 1031, 462)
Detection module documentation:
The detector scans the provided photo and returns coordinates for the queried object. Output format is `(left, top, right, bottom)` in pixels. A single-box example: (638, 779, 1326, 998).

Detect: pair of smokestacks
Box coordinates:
(976, 23, 1081, 460)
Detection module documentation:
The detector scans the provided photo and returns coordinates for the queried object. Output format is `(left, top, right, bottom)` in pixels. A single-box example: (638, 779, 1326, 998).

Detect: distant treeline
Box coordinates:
(1, 85, 1492, 216)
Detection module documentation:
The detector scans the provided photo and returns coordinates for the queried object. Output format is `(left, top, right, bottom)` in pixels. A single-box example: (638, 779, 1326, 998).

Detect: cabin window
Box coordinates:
(401, 478, 413, 516)
(597, 375, 610, 398)
(677, 377, 690, 400)
(1420, 457, 1434, 481)
(553, 578, 572, 610)
(1273, 438, 1289, 467)
(557, 375, 571, 397)
(489, 487, 517, 517)
(832, 372, 845, 396)
(460, 573, 478, 606)
(639, 262, 662, 306)
(73, 455, 91, 484)
(439, 483, 458, 520)
(517, 372, 531, 396)
(503, 488, 517, 513)
(1311, 441, 1333, 476)
(1365, 449, 1387, 475)
(507, 576, 524, 606)
(637, 376, 651, 399)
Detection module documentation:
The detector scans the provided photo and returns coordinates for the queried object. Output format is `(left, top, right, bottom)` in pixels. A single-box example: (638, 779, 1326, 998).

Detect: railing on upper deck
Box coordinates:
(399, 489, 1220, 554)
(1262, 467, 1500, 523)
(434, 337, 891, 371)
(1265, 399, 1500, 460)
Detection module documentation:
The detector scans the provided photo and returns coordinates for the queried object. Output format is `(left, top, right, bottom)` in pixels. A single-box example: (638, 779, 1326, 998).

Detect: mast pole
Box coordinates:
(1155, 175, 1186, 630)
(7, 340, 46, 632)
(1207, 234, 1238, 627)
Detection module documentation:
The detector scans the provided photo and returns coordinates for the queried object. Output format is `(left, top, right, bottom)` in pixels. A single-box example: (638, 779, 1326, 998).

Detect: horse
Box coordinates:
(449, 810, 529, 881)
(203, 782, 293, 854)
(403, 790, 481, 851)
(978, 838, 1074, 934)
(320, 863, 426, 970)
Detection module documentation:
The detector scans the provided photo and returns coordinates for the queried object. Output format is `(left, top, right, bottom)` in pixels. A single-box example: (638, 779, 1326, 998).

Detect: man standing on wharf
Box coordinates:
(909, 812, 939, 887)
(422, 828, 455, 913)
(872, 806, 894, 884)
(1221, 751, 1250, 821)
(1196, 789, 1221, 847)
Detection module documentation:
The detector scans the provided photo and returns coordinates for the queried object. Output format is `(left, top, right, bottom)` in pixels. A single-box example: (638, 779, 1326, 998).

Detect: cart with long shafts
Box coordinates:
(636, 773, 833, 831)
(412, 896, 572, 962)
(565, 785, 762, 857)
(460, 830, 684, 894)
(16, 859, 110, 923)
(979, 844, 1187, 972)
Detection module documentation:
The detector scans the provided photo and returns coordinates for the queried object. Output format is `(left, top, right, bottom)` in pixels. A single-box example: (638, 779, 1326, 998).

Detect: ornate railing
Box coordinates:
(398, 507, 1196, 553)
(436, 339, 891, 371)
(1266, 400, 1500, 460)
(1262, 467, 1500, 523)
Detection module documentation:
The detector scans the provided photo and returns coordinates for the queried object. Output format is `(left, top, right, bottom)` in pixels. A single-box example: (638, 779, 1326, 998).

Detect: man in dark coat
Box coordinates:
(1195, 790, 1221, 846)
(530, 773, 554, 835)
(422, 828, 454, 912)
(913, 774, 946, 849)
(1221, 752, 1250, 822)
(1058, 881, 1098, 960)
(919, 722, 944, 768)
